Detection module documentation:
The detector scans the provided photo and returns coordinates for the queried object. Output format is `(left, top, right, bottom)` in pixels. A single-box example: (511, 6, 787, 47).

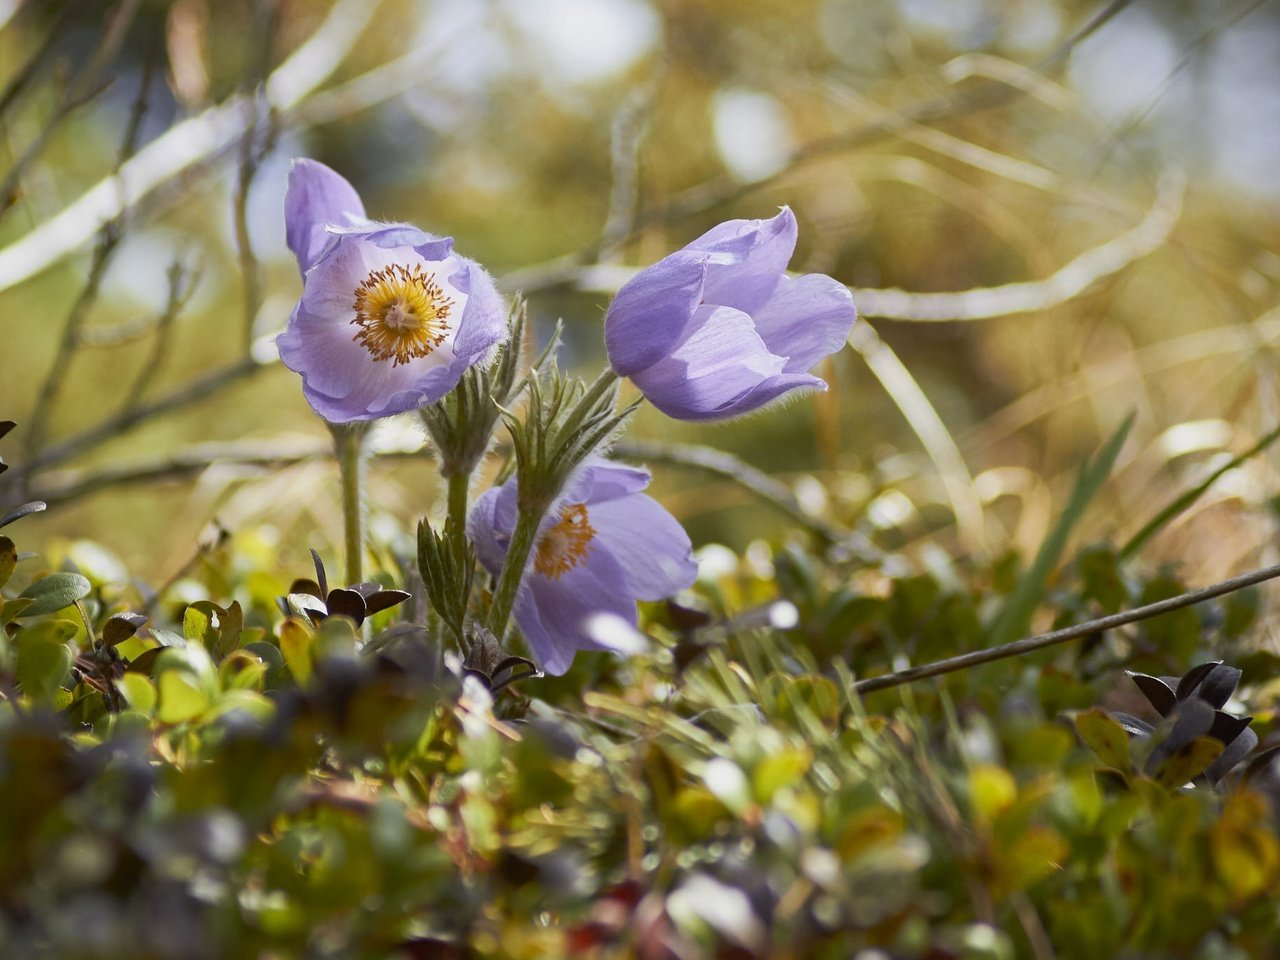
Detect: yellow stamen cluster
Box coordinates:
(534, 503, 596, 580)
(351, 262, 453, 365)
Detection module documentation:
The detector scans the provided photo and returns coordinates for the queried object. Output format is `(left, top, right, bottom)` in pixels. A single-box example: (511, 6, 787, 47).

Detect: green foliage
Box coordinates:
(1, 507, 1278, 958)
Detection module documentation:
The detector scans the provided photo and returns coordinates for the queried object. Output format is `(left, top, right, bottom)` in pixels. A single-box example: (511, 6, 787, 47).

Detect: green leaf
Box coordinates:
(1222, 586, 1261, 638)
(1074, 708, 1132, 774)
(117, 673, 157, 713)
(278, 619, 313, 684)
(183, 604, 213, 644)
(0, 535, 15, 588)
(14, 623, 75, 702)
(752, 746, 812, 804)
(987, 415, 1133, 648)
(1, 596, 35, 624)
(1137, 575, 1200, 661)
(1078, 546, 1127, 613)
(18, 572, 91, 617)
(157, 670, 210, 724)
(1155, 735, 1224, 789)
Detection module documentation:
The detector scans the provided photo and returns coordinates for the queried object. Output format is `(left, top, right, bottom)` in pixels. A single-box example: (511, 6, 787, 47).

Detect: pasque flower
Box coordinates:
(278, 159, 506, 422)
(603, 208, 857, 420)
(469, 460, 697, 675)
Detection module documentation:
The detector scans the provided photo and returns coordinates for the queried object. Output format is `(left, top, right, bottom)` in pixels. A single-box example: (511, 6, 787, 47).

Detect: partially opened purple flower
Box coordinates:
(469, 460, 697, 675)
(603, 208, 857, 421)
(278, 159, 506, 422)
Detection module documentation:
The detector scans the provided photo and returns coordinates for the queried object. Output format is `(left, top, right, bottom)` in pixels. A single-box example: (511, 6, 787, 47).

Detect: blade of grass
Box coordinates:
(1118, 421, 1280, 561)
(986, 413, 1134, 648)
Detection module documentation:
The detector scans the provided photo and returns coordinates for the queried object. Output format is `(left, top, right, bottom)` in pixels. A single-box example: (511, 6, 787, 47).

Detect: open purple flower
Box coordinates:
(278, 159, 507, 422)
(603, 207, 857, 421)
(469, 460, 697, 675)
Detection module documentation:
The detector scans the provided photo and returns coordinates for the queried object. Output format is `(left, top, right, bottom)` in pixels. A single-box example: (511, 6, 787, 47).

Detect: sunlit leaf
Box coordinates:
(18, 572, 91, 617)
(1074, 708, 1132, 774)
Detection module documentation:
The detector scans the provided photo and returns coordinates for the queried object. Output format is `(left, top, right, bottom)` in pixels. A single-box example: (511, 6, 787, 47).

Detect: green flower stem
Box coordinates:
(329, 421, 369, 586)
(446, 469, 470, 560)
(486, 504, 543, 641)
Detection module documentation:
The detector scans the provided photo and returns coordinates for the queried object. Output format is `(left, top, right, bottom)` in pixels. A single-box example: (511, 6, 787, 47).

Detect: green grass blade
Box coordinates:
(986, 413, 1134, 648)
(1118, 421, 1280, 561)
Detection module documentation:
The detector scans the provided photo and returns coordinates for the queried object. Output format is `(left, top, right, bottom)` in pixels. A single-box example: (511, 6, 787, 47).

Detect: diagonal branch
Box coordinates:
(854, 559, 1280, 694)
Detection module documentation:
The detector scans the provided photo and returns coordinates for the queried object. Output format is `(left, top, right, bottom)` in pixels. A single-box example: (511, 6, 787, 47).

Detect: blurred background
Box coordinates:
(2, 0, 1279, 593)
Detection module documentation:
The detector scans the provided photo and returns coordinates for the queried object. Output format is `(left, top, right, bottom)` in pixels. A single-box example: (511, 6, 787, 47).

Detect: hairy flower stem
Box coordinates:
(486, 506, 542, 641)
(329, 421, 369, 586)
(446, 469, 470, 560)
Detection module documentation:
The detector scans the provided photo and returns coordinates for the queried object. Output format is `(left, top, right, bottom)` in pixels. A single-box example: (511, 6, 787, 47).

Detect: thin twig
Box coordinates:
(614, 439, 846, 545)
(20, 47, 157, 478)
(853, 560, 1280, 694)
(0, 0, 142, 218)
(519, 171, 1182, 325)
(22, 356, 266, 476)
(234, 4, 280, 353)
(0, 0, 76, 119)
(118, 259, 202, 413)
(851, 173, 1184, 321)
(234, 92, 268, 353)
(0, 0, 386, 293)
(499, 0, 1136, 296)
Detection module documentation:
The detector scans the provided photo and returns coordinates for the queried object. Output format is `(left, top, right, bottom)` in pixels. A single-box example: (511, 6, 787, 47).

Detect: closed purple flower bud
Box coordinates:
(469, 459, 697, 676)
(278, 159, 507, 422)
(603, 208, 857, 420)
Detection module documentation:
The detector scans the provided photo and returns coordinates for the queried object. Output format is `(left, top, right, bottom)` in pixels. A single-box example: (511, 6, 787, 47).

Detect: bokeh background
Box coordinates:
(3, 0, 1280, 593)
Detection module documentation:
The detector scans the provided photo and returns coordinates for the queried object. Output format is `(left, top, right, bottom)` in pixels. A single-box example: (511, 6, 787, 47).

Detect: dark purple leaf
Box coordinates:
(288, 578, 324, 600)
(0, 421, 15, 441)
(1126, 672, 1176, 716)
(311, 548, 329, 598)
(667, 598, 714, 632)
(1208, 711, 1252, 746)
(1195, 664, 1241, 708)
(1175, 660, 1223, 701)
(103, 612, 148, 647)
(1243, 744, 1280, 783)
(350, 581, 383, 599)
(1111, 712, 1155, 737)
(1206, 726, 1258, 785)
(1146, 697, 1215, 773)
(325, 588, 366, 624)
(126, 647, 166, 675)
(364, 589, 411, 616)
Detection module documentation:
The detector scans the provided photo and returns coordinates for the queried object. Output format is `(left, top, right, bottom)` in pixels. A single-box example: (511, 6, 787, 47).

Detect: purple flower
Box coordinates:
(278, 159, 507, 422)
(603, 208, 857, 421)
(469, 460, 697, 675)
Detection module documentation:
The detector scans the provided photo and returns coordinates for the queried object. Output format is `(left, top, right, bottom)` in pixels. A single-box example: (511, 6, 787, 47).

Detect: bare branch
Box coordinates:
(21, 49, 157, 474)
(0, 0, 387, 293)
(558, 173, 1183, 324)
(614, 439, 848, 547)
(854, 560, 1280, 694)
(852, 173, 1184, 321)
(22, 356, 268, 478)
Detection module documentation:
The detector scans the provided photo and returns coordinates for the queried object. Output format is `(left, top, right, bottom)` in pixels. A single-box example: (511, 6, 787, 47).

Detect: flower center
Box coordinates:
(534, 503, 596, 580)
(351, 262, 453, 366)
